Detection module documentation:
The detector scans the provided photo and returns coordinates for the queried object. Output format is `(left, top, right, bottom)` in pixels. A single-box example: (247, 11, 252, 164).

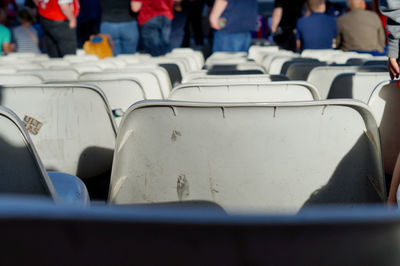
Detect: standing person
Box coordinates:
(209, 0, 257, 53)
(271, 0, 305, 51)
(12, 9, 41, 53)
(34, 0, 79, 57)
(170, 0, 189, 49)
(99, 0, 138, 55)
(296, 0, 337, 51)
(131, 0, 174, 56)
(336, 0, 385, 54)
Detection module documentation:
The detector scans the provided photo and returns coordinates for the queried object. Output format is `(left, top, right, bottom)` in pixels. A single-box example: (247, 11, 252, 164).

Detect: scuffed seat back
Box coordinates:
(0, 84, 117, 180)
(169, 82, 320, 102)
(110, 101, 385, 212)
(368, 81, 400, 175)
(328, 72, 389, 103)
(0, 107, 55, 197)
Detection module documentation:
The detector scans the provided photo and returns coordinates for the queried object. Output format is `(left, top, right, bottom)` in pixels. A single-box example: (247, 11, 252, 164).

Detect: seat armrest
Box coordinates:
(48, 172, 90, 205)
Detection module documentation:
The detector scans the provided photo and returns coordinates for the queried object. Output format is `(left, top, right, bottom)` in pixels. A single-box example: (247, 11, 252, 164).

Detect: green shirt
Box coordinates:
(0, 25, 11, 54)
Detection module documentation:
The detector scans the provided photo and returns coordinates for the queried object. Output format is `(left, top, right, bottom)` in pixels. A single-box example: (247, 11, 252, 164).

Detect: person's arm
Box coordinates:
(59, 1, 76, 29)
(380, 0, 400, 79)
(131, 1, 142, 13)
(270, 7, 282, 34)
(209, 0, 228, 30)
(2, 42, 16, 54)
(388, 153, 400, 205)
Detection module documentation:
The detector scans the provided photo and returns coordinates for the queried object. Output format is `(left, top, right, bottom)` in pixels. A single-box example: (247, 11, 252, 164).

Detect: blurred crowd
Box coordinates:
(0, 0, 389, 58)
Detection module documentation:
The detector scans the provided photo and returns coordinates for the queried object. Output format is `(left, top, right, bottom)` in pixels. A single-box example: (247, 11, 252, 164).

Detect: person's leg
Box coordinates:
(56, 20, 77, 56)
(40, 17, 61, 57)
(232, 32, 251, 52)
(159, 16, 172, 55)
(119, 20, 139, 54)
(170, 9, 188, 49)
(140, 16, 162, 56)
(212, 30, 229, 52)
(100, 21, 121, 56)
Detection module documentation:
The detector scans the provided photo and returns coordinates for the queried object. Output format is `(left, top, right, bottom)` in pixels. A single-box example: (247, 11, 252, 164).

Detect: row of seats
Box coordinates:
(0, 46, 396, 213)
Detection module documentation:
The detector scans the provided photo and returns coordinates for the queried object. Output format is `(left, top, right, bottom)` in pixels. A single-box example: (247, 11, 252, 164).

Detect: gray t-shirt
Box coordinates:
(12, 25, 41, 53)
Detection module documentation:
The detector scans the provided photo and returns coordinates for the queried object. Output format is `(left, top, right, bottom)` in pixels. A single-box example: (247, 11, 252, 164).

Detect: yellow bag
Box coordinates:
(83, 34, 113, 59)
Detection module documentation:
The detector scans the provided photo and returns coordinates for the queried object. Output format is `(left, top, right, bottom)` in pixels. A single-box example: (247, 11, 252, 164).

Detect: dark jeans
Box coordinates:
(140, 15, 171, 56)
(40, 16, 77, 58)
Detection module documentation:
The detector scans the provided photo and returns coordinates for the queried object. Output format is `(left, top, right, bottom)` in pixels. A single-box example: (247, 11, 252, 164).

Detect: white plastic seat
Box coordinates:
(182, 73, 274, 84)
(307, 66, 386, 99)
(0, 73, 43, 85)
(49, 79, 146, 125)
(328, 72, 389, 103)
(123, 65, 172, 97)
(109, 100, 385, 212)
(18, 69, 79, 81)
(80, 71, 164, 99)
(169, 81, 320, 101)
(0, 84, 117, 180)
(40, 60, 71, 69)
(368, 81, 400, 175)
(0, 106, 56, 198)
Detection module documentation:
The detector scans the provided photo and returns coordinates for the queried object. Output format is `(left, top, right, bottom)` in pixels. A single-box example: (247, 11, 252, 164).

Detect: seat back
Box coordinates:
(368, 81, 400, 175)
(0, 107, 55, 197)
(0, 73, 43, 85)
(328, 72, 389, 103)
(169, 81, 320, 101)
(0, 84, 117, 179)
(307, 66, 386, 99)
(286, 62, 327, 81)
(1, 199, 399, 266)
(18, 69, 79, 81)
(110, 101, 385, 212)
(182, 74, 274, 84)
(80, 72, 164, 99)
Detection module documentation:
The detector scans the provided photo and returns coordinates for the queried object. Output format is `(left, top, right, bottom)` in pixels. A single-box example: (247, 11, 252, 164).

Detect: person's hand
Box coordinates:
(209, 15, 220, 30)
(388, 57, 400, 80)
(69, 18, 77, 29)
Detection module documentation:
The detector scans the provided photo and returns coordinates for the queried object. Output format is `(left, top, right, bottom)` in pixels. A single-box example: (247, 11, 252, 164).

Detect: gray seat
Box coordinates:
(18, 69, 79, 81)
(182, 73, 281, 84)
(80, 71, 164, 99)
(0, 84, 117, 181)
(109, 101, 385, 212)
(0, 73, 43, 85)
(368, 81, 400, 175)
(328, 72, 389, 103)
(47, 79, 146, 126)
(169, 81, 320, 102)
(0, 107, 88, 203)
(286, 62, 327, 81)
(307, 66, 387, 99)
(0, 106, 56, 197)
(0, 198, 399, 265)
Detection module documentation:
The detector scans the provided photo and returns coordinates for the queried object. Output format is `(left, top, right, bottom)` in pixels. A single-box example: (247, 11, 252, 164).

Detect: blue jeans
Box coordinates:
(140, 16, 172, 56)
(100, 20, 139, 55)
(212, 31, 251, 53)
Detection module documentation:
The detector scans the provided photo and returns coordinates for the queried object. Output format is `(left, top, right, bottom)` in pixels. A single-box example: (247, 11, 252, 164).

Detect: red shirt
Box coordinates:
(38, 0, 80, 21)
(135, 0, 174, 26)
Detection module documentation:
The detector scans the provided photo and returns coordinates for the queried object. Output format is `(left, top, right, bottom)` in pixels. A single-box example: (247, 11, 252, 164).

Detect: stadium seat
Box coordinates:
(0, 73, 43, 85)
(328, 72, 389, 103)
(0, 107, 89, 203)
(18, 69, 80, 81)
(285, 61, 327, 81)
(79, 71, 164, 99)
(0, 84, 117, 182)
(368, 81, 400, 175)
(169, 81, 320, 101)
(109, 100, 385, 212)
(307, 65, 386, 99)
(181, 73, 286, 84)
